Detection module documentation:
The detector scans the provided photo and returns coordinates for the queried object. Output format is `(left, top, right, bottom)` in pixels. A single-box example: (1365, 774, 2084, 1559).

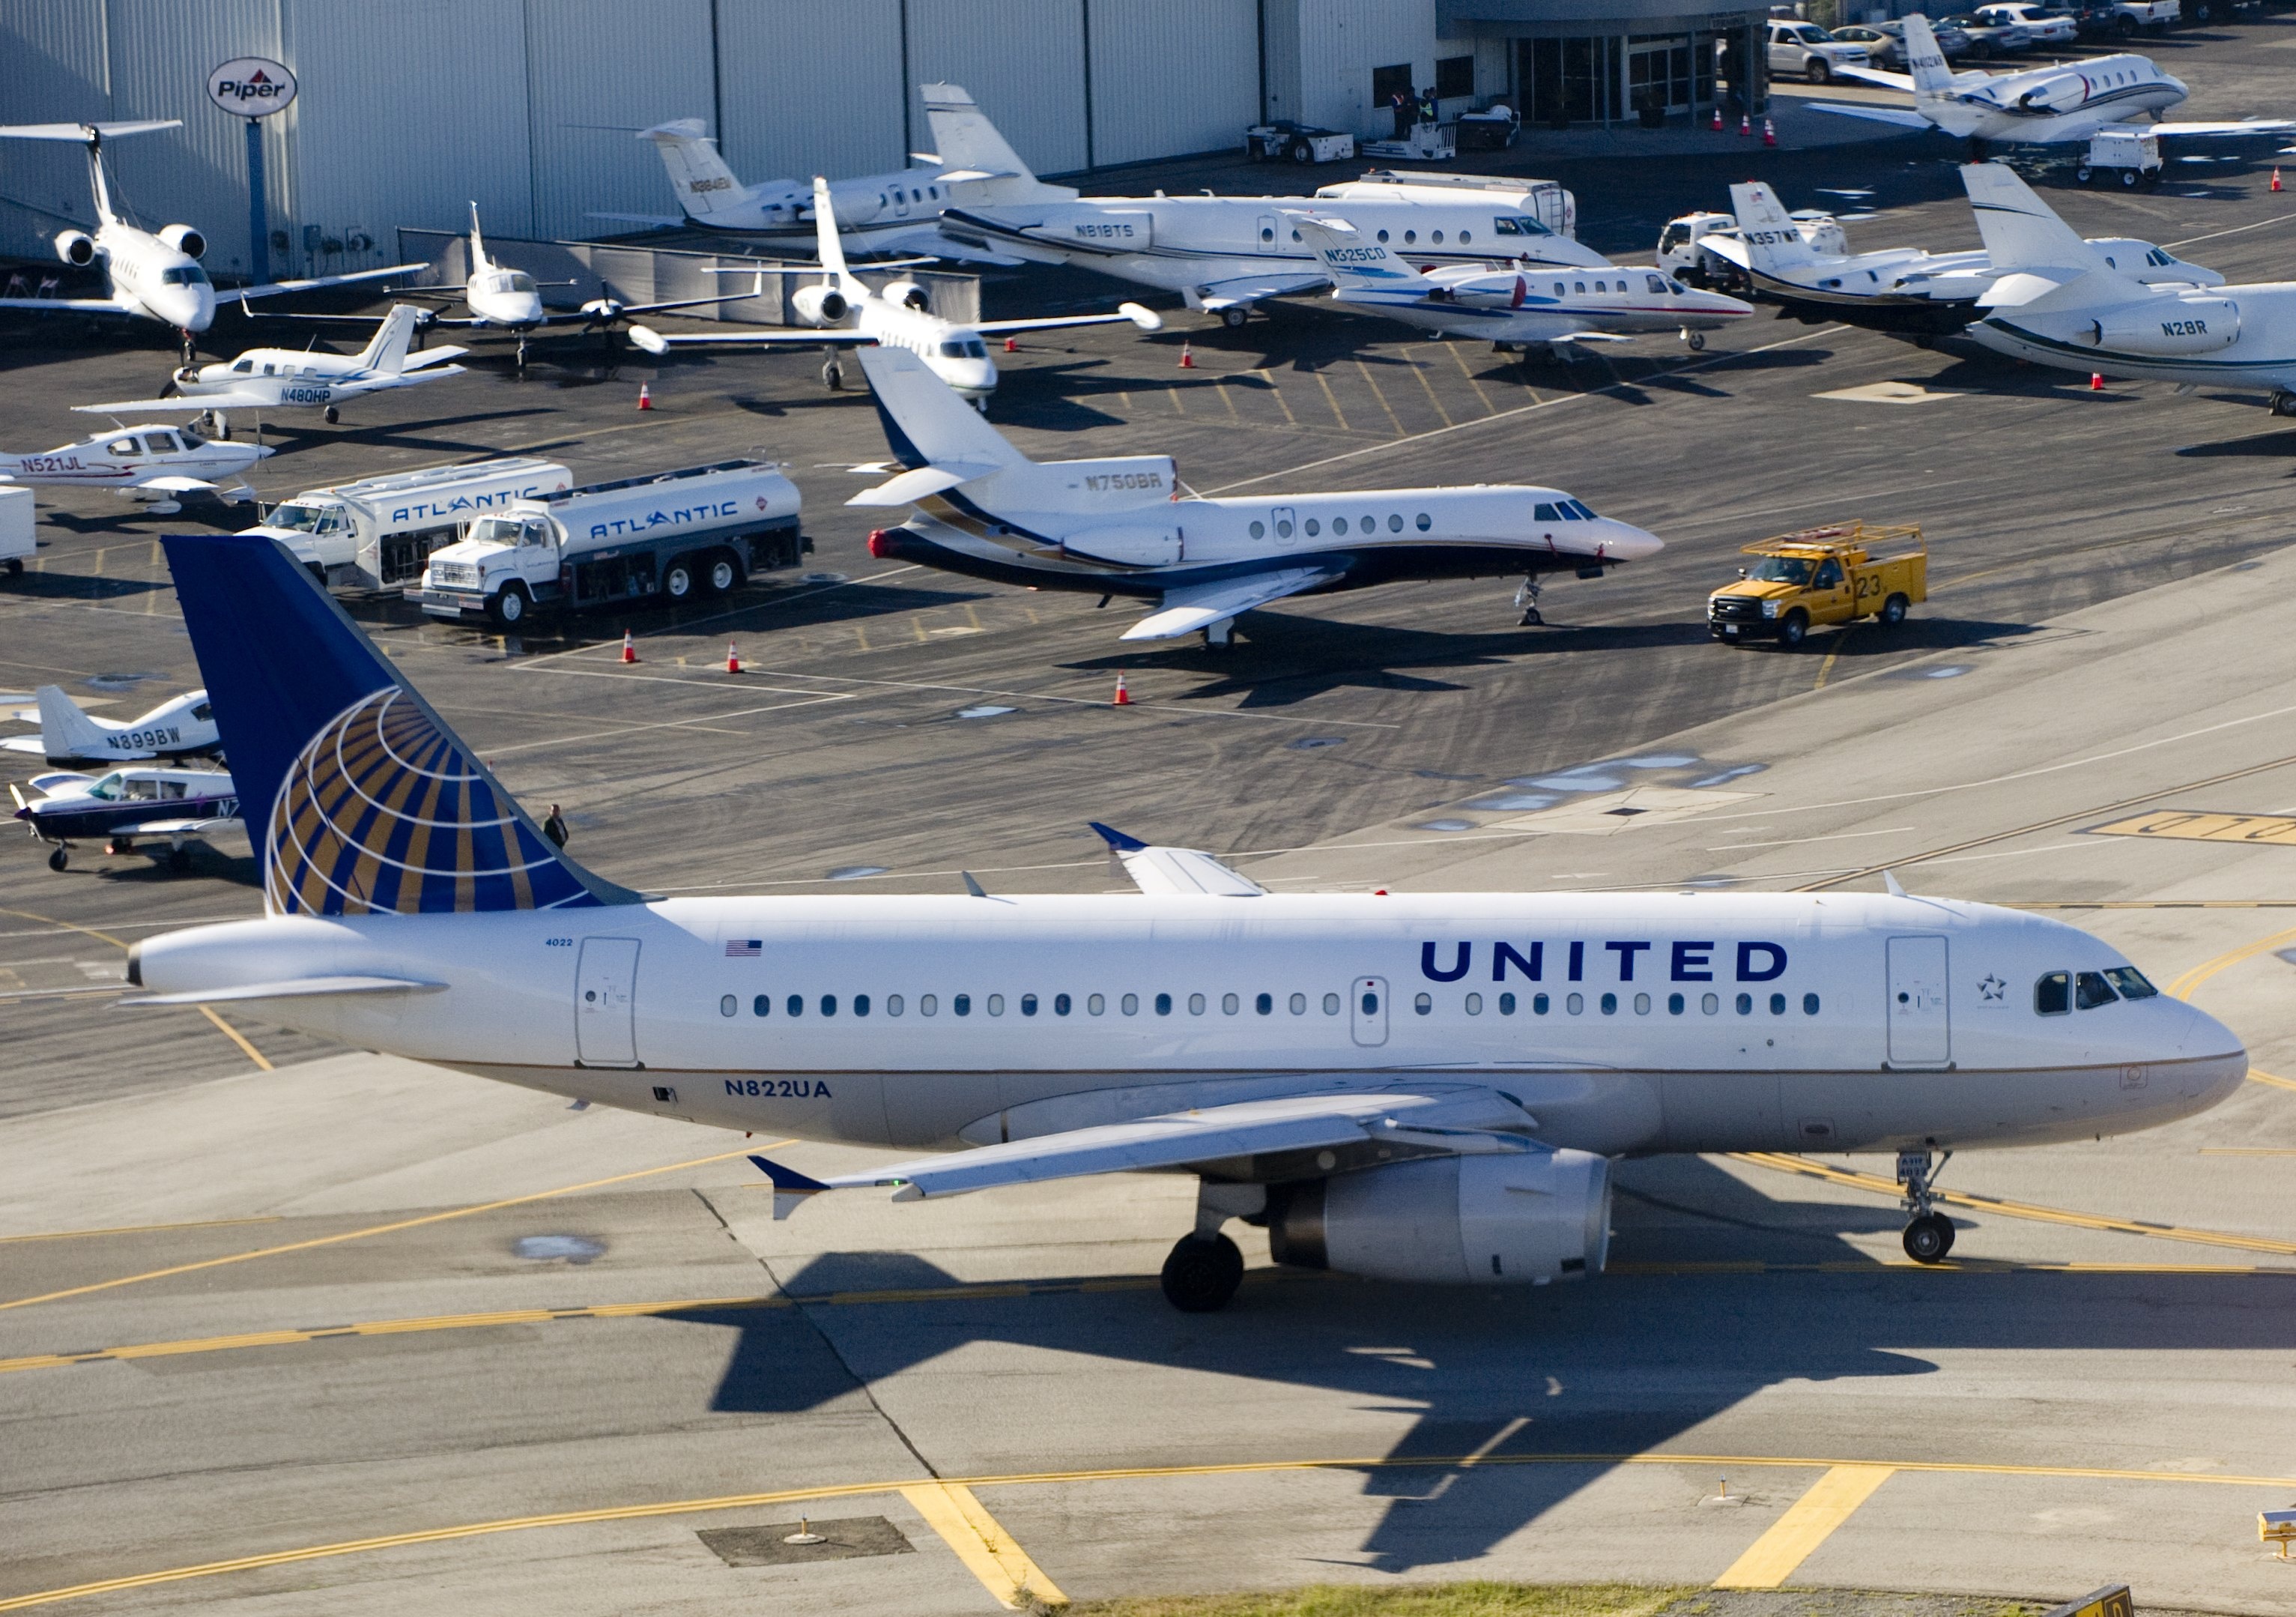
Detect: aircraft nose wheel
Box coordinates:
(1160, 1232, 1244, 1312)
(1514, 576, 1545, 626)
(46, 845, 67, 872)
(1903, 1212, 1956, 1263)
(1684, 329, 1706, 351)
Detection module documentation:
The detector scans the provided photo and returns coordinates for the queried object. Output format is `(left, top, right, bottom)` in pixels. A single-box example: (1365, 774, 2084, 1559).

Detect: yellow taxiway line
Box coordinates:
(6, 1449, 2295, 1613)
(901, 1481, 1068, 1610)
(0, 1143, 789, 1314)
(1733, 1152, 2296, 1257)
(2166, 924, 2296, 1003)
(1712, 1464, 1896, 1589)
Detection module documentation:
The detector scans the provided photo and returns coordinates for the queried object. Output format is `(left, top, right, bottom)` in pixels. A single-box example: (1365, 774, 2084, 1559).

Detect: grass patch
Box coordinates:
(1066, 1582, 1700, 1617)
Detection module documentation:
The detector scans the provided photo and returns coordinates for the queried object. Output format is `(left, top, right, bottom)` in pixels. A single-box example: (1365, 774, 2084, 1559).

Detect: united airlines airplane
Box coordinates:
(130, 534, 2247, 1311)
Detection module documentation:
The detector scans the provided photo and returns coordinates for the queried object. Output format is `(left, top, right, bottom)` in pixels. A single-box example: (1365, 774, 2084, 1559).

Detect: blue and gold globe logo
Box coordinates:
(266, 689, 599, 916)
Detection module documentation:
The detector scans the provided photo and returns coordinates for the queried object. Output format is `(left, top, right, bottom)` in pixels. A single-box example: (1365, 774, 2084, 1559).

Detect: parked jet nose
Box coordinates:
(157, 278, 214, 333)
(1596, 519, 1664, 563)
(943, 356, 999, 402)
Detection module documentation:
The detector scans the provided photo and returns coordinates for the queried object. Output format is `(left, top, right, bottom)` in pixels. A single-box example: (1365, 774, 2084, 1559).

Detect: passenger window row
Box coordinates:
(1250, 512, 1432, 540)
(1413, 989, 1820, 1017)
(2033, 966, 2157, 1015)
(717, 990, 1355, 1020)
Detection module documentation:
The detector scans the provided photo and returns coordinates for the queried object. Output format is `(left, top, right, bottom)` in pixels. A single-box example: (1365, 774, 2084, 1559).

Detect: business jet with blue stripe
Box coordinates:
(1814, 12, 2292, 148)
(847, 344, 1658, 641)
(1291, 214, 1751, 359)
(1704, 179, 2218, 339)
(1958, 162, 2296, 414)
(124, 529, 2247, 1311)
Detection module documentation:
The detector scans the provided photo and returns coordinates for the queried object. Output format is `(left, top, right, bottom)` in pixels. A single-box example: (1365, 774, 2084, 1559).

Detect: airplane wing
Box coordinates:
(233, 263, 428, 302)
(1121, 564, 1342, 641)
(0, 296, 136, 313)
(1830, 64, 1918, 92)
(1187, 273, 1332, 312)
(1805, 102, 1936, 130)
(401, 345, 470, 367)
(130, 475, 219, 493)
(354, 363, 467, 391)
(123, 973, 446, 1008)
(846, 462, 1005, 506)
(587, 211, 687, 229)
(975, 302, 1162, 335)
(627, 323, 872, 354)
(2138, 118, 2296, 139)
(1088, 821, 1265, 896)
(73, 391, 275, 414)
(747, 1089, 1537, 1215)
(131, 815, 245, 838)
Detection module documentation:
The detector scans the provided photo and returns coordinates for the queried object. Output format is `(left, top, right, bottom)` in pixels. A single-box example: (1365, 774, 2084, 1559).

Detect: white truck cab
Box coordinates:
(1659, 206, 1847, 285)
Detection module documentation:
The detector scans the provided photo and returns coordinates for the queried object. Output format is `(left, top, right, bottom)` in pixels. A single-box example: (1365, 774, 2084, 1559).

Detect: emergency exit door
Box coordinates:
(1351, 976, 1389, 1047)
(576, 937, 641, 1067)
(1885, 936, 1949, 1066)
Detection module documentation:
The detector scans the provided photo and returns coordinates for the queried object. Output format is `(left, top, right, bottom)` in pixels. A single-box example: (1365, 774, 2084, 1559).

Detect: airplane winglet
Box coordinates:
(1088, 820, 1149, 853)
(748, 1155, 832, 1221)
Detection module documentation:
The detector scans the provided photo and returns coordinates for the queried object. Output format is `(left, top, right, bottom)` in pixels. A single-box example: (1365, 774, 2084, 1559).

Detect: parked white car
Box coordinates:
(1766, 21, 1871, 83)
(1973, 3, 2079, 44)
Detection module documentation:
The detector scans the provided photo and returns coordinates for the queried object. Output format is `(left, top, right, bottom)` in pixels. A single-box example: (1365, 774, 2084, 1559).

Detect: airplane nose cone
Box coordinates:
(181, 285, 215, 333)
(957, 362, 998, 398)
(1600, 522, 1664, 563)
(249, 443, 277, 459)
(515, 296, 545, 326)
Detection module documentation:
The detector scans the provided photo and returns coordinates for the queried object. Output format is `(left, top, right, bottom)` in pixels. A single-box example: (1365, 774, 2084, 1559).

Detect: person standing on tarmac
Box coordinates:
(542, 804, 570, 848)
(1417, 87, 1438, 128)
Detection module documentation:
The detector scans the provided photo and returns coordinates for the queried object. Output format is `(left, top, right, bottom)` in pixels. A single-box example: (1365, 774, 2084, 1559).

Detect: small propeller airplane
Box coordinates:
(1290, 213, 1752, 360)
(629, 177, 1159, 407)
(0, 421, 270, 513)
(2, 685, 219, 764)
(73, 305, 466, 435)
(9, 764, 240, 872)
(0, 121, 421, 360)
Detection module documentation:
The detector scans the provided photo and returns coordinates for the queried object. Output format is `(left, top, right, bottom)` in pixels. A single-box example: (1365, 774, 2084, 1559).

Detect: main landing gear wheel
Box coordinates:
(1220, 306, 1250, 330)
(1685, 330, 1706, 351)
(1160, 1232, 1244, 1312)
(821, 357, 844, 390)
(47, 846, 67, 871)
(323, 405, 340, 424)
(1903, 1212, 1955, 1263)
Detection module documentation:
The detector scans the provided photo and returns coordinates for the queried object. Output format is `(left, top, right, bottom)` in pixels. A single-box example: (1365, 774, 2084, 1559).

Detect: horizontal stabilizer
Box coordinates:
(846, 463, 999, 506)
(753, 1089, 1536, 1213)
(1187, 272, 1330, 312)
(122, 974, 446, 1007)
(0, 120, 180, 142)
(1122, 565, 1338, 641)
(1806, 102, 1935, 130)
(1832, 64, 1918, 92)
(76, 392, 272, 415)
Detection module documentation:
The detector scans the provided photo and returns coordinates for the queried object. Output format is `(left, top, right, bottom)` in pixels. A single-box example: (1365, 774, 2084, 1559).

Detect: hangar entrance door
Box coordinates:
(577, 937, 641, 1067)
(1885, 936, 1949, 1066)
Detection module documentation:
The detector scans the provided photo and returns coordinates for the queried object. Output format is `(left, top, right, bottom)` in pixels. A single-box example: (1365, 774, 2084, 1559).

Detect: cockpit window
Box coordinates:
(940, 339, 969, 357)
(86, 772, 124, 801)
(2035, 970, 2071, 1015)
(1534, 502, 1559, 522)
(2074, 970, 2117, 1010)
(231, 357, 255, 373)
(506, 271, 536, 293)
(160, 267, 209, 286)
(2103, 966, 2157, 1000)
(1748, 557, 1811, 584)
(106, 438, 137, 456)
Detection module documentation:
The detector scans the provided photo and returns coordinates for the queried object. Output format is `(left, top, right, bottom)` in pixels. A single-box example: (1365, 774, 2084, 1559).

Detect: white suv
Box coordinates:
(1973, 3, 2078, 43)
(1767, 22, 1872, 84)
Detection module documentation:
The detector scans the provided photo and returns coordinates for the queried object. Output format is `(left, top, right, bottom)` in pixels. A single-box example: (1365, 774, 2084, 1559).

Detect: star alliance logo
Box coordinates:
(1978, 974, 2006, 1002)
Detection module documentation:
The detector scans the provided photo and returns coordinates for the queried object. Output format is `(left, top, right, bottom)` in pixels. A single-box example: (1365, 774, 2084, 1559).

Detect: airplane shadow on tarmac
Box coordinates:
(661, 1152, 2296, 1574)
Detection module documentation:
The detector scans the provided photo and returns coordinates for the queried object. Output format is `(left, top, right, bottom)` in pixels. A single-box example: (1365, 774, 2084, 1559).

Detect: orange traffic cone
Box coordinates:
(2090, 372, 2105, 390)
(1178, 341, 1195, 369)
(1112, 673, 1132, 706)
(726, 641, 742, 674)
(1762, 117, 1777, 148)
(1004, 335, 1018, 351)
(1739, 113, 1751, 136)
(620, 629, 637, 664)
(637, 383, 652, 411)
(1711, 106, 1723, 131)
(2274, 166, 2284, 193)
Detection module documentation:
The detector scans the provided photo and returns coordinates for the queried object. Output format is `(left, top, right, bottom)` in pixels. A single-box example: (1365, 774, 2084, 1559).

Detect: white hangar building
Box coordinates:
(1, 0, 1769, 282)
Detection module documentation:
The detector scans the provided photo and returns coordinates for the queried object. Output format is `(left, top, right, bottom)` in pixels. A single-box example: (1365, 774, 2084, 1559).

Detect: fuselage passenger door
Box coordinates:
(576, 937, 642, 1067)
(1351, 976, 1389, 1048)
(1885, 935, 1949, 1066)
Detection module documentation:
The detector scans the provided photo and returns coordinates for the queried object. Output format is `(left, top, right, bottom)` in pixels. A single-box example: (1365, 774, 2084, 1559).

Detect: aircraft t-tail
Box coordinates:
(130, 530, 2246, 1311)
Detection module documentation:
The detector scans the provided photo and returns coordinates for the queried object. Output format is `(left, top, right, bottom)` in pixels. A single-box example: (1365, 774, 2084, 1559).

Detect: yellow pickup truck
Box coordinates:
(1707, 522, 1927, 648)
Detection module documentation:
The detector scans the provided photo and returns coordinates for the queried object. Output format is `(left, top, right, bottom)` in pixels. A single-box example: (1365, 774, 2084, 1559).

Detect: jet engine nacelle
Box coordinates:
(2015, 73, 2088, 114)
(54, 230, 95, 268)
(158, 224, 207, 260)
(1265, 1149, 1612, 1286)
(789, 283, 849, 326)
(2090, 297, 2240, 354)
(885, 279, 931, 312)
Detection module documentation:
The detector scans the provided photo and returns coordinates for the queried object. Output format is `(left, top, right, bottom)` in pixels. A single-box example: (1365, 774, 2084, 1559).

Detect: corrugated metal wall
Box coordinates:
(522, 0, 717, 241)
(1294, 0, 1441, 134)
(906, 0, 1088, 176)
(717, 0, 909, 187)
(1088, 0, 1260, 169)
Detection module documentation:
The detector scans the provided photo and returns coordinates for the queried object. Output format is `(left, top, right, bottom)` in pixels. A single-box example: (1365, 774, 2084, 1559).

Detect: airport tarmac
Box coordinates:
(7, 35, 2296, 1612)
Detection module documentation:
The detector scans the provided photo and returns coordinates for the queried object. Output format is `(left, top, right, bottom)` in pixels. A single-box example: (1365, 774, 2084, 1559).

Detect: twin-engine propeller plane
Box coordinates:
(0, 121, 420, 360)
(126, 530, 2247, 1311)
(848, 342, 1658, 638)
(74, 304, 466, 435)
(629, 177, 1159, 405)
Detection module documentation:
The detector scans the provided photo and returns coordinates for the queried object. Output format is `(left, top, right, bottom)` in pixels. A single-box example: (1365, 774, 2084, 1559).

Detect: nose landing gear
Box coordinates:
(1897, 1146, 1956, 1263)
(1515, 575, 1545, 626)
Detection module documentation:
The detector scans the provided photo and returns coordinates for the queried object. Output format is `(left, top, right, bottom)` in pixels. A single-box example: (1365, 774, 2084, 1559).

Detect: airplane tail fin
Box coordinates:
(357, 305, 422, 374)
(33, 685, 115, 759)
(810, 178, 858, 294)
(920, 85, 1043, 194)
(467, 200, 486, 264)
(159, 534, 637, 917)
(1961, 162, 2114, 277)
(856, 344, 1029, 473)
(1286, 212, 1423, 288)
(638, 118, 749, 221)
(1727, 183, 1823, 273)
(1900, 15, 1958, 98)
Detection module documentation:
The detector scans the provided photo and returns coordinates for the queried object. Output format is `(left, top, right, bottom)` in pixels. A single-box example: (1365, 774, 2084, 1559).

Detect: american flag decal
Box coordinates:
(724, 939, 762, 957)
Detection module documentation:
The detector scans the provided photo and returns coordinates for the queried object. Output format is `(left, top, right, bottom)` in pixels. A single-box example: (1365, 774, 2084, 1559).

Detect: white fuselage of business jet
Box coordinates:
(133, 892, 2244, 1156)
